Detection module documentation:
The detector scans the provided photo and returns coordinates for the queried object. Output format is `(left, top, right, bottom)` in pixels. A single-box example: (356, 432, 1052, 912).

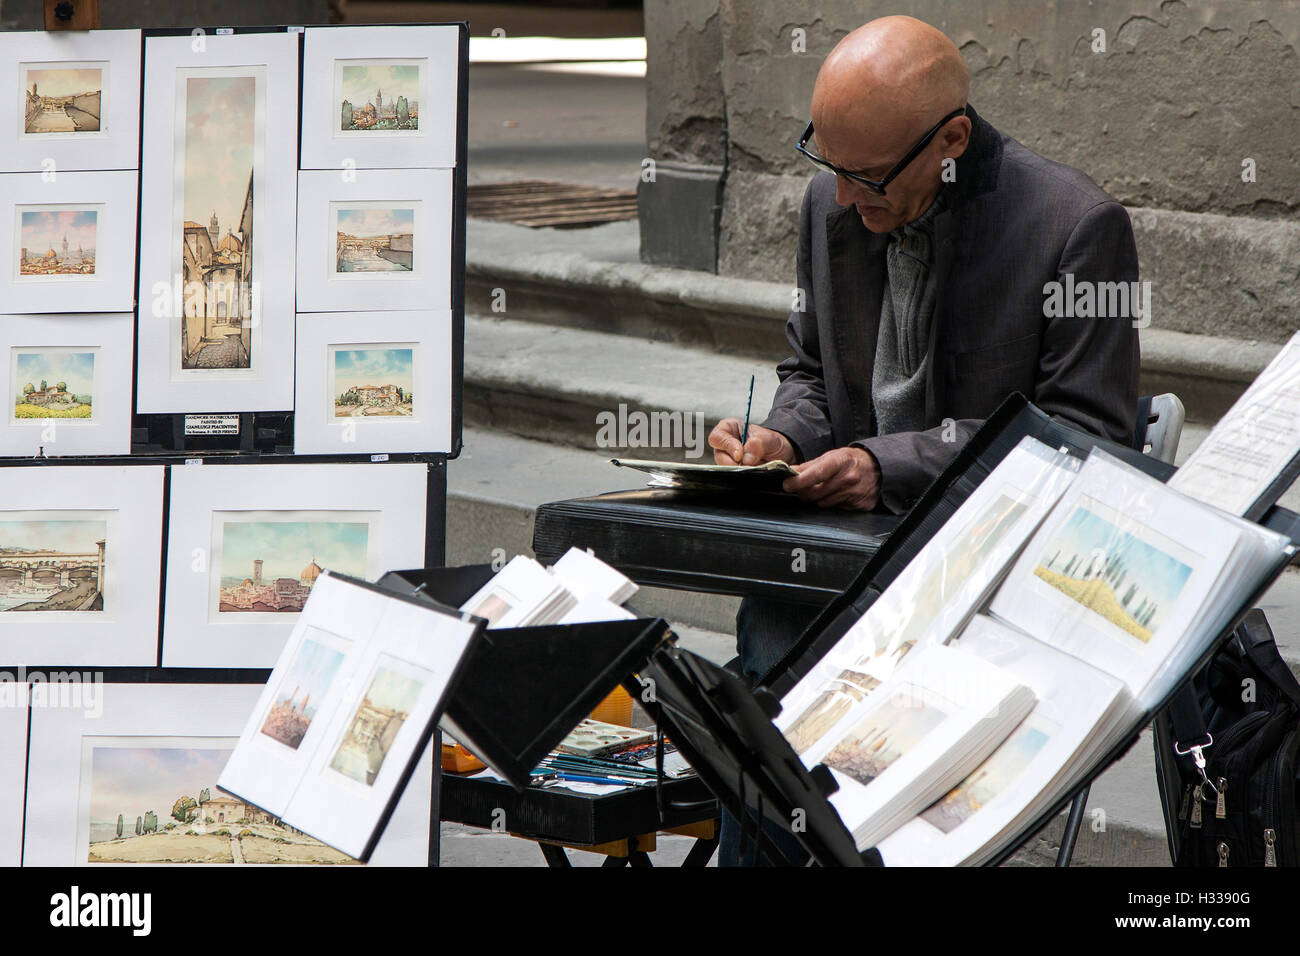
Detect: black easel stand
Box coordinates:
(642, 394, 1300, 866)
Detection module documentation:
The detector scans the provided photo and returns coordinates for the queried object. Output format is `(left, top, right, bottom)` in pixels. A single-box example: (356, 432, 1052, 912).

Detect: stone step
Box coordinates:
(467, 217, 1283, 424)
(464, 313, 777, 457)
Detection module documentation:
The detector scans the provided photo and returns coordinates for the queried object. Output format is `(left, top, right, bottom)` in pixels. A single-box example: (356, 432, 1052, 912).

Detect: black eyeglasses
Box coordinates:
(796, 106, 967, 195)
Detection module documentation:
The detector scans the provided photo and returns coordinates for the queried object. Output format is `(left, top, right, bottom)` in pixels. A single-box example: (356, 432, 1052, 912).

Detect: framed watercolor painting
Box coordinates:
(300, 25, 460, 170)
(293, 310, 452, 455)
(0, 465, 164, 667)
(136, 32, 299, 414)
(161, 462, 429, 668)
(0, 312, 133, 457)
(22, 681, 434, 866)
(0, 29, 142, 172)
(295, 167, 452, 313)
(0, 170, 138, 313)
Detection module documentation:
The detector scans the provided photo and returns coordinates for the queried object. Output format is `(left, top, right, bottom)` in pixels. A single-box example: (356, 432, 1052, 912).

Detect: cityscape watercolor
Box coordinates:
(23, 65, 102, 134)
(84, 741, 356, 864)
(335, 206, 414, 273)
(18, 208, 98, 277)
(178, 72, 259, 371)
(260, 632, 348, 749)
(332, 346, 414, 419)
(339, 61, 419, 132)
(0, 518, 105, 612)
(329, 662, 425, 786)
(216, 518, 369, 612)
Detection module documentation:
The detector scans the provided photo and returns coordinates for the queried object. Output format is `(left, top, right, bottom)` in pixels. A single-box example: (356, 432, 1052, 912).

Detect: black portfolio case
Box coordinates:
(637, 394, 1300, 866)
(533, 488, 901, 603)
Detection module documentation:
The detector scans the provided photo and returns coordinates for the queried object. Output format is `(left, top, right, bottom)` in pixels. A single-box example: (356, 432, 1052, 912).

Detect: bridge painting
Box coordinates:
(0, 518, 106, 612)
(334, 206, 415, 273)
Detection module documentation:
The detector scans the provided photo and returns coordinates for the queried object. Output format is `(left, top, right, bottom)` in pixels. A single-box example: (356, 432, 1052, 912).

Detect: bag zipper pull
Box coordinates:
(1217, 841, 1229, 867)
(1178, 784, 1192, 822)
(1215, 777, 1227, 819)
(1265, 828, 1277, 867)
(1190, 784, 1204, 828)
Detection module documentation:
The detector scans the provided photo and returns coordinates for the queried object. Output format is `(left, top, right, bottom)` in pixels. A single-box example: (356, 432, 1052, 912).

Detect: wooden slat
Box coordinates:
(467, 179, 638, 228)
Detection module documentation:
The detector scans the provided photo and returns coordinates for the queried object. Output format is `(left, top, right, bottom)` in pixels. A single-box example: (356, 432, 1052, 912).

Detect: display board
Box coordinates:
(0, 23, 467, 457)
(0, 21, 468, 867)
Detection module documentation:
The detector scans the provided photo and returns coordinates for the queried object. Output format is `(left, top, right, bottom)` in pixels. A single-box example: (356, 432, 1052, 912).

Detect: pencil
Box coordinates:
(740, 373, 756, 448)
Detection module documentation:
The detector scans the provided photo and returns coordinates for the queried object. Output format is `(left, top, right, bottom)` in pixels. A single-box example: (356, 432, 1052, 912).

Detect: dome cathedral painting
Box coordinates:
(216, 519, 369, 613)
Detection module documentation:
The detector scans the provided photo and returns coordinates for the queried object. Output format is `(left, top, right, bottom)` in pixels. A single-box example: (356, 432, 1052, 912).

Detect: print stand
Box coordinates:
(127, 23, 468, 458)
(378, 566, 673, 787)
(639, 396, 1300, 866)
(1, 20, 469, 867)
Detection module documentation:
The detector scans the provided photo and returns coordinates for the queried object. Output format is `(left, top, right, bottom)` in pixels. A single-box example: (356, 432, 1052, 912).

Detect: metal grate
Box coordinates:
(467, 180, 638, 228)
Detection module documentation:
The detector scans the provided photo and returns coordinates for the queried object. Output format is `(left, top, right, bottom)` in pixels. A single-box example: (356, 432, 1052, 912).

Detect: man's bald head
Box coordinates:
(807, 16, 972, 233)
(812, 16, 969, 149)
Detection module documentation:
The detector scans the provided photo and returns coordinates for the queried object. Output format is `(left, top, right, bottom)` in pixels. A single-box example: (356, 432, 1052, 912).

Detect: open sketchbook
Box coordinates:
(776, 436, 1080, 757)
(988, 449, 1291, 708)
(876, 615, 1128, 866)
(872, 451, 1290, 865)
(219, 572, 480, 861)
(610, 457, 797, 493)
(773, 439, 1292, 862)
(812, 642, 1035, 852)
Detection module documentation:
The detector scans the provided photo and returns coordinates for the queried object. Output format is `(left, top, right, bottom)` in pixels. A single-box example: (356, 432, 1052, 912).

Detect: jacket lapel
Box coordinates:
(825, 205, 887, 441)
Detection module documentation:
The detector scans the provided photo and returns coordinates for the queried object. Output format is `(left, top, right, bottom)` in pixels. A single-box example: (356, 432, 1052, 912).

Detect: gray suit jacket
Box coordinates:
(761, 104, 1141, 513)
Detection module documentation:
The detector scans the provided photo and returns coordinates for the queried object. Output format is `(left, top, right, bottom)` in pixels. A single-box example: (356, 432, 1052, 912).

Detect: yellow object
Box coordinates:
(441, 741, 486, 774)
(590, 684, 634, 727)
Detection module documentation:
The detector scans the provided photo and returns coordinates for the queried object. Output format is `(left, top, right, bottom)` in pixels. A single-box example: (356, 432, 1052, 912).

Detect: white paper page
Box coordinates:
(550, 547, 637, 604)
(218, 573, 393, 816)
(876, 615, 1126, 867)
(281, 593, 478, 860)
(557, 596, 635, 624)
(460, 555, 567, 628)
(989, 450, 1245, 694)
(1169, 332, 1300, 516)
(814, 644, 1033, 848)
(777, 437, 1078, 758)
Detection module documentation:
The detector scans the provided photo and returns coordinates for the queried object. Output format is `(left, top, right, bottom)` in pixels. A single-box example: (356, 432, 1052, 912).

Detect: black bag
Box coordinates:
(1161, 608, 1300, 867)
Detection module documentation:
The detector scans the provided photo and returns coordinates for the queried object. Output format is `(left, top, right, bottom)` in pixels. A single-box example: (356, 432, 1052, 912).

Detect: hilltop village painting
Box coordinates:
(339, 61, 419, 132)
(216, 518, 369, 613)
(12, 349, 94, 420)
(332, 346, 414, 419)
(178, 72, 259, 371)
(0, 518, 105, 612)
(23, 65, 102, 134)
(84, 741, 356, 864)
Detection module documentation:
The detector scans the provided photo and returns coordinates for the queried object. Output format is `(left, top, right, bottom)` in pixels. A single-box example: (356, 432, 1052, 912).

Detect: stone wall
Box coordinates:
(643, 0, 1300, 344)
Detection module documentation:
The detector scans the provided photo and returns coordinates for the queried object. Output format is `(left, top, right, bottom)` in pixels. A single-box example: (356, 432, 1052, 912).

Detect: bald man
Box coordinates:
(710, 17, 1140, 690)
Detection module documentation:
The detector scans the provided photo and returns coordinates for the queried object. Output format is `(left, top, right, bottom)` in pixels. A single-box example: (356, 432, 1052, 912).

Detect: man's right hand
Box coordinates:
(708, 419, 796, 466)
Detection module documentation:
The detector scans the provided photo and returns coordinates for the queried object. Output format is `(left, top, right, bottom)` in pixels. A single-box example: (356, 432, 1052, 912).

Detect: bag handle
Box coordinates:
(1234, 608, 1300, 709)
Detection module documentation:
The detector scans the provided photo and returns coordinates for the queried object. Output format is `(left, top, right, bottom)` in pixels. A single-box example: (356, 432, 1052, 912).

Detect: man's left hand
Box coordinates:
(782, 446, 881, 511)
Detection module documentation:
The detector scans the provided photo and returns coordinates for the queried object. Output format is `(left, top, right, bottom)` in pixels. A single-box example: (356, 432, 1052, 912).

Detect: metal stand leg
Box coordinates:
(539, 843, 572, 867)
(1056, 784, 1090, 867)
(682, 835, 719, 867)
